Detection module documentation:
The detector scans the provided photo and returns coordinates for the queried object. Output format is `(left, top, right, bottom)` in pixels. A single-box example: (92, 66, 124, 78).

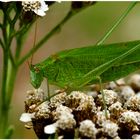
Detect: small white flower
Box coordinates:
(79, 120, 97, 138)
(20, 113, 35, 123)
(44, 123, 57, 134)
(102, 120, 119, 138)
(22, 1, 49, 17)
(34, 1, 49, 17)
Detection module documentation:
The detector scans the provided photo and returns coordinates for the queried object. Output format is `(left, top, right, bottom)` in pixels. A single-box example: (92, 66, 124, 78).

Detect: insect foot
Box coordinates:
(20, 77, 140, 139)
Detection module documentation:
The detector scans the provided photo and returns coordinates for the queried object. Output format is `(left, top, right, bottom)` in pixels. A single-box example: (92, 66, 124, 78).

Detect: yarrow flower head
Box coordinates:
(22, 1, 49, 17)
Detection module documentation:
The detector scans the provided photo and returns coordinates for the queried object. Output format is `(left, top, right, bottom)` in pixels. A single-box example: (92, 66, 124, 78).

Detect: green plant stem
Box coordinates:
(0, 39, 4, 48)
(1, 12, 9, 120)
(96, 2, 137, 46)
(0, 23, 3, 28)
(0, 10, 15, 138)
(0, 50, 9, 138)
(6, 65, 17, 108)
(0, 58, 17, 139)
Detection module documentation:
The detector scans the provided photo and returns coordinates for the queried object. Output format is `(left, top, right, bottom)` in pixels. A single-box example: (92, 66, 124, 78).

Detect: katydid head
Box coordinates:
(27, 19, 44, 89)
(29, 64, 44, 89)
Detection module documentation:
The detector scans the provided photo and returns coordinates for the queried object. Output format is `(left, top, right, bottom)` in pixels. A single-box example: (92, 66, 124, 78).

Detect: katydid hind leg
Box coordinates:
(45, 78, 50, 99)
(66, 43, 140, 117)
(69, 42, 140, 89)
(97, 76, 108, 119)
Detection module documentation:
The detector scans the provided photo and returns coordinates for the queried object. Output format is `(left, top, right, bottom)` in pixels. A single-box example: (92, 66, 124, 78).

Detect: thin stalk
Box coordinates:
(30, 16, 38, 64)
(96, 2, 137, 46)
(15, 23, 34, 60)
(18, 10, 74, 66)
(98, 76, 108, 119)
(46, 78, 50, 99)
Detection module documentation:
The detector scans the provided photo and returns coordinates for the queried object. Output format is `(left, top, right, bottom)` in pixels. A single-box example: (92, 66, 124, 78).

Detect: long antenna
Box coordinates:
(30, 15, 38, 65)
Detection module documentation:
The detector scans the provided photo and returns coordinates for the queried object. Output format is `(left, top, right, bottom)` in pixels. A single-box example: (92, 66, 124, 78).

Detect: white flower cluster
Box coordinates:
(65, 91, 87, 109)
(96, 109, 110, 126)
(119, 111, 140, 131)
(79, 120, 98, 138)
(35, 102, 51, 119)
(44, 104, 76, 134)
(20, 88, 47, 126)
(124, 94, 140, 111)
(50, 92, 67, 108)
(25, 88, 45, 110)
(20, 112, 35, 123)
(20, 112, 35, 129)
(109, 101, 123, 118)
(57, 113, 76, 130)
(102, 120, 119, 138)
(53, 104, 72, 120)
(22, 1, 49, 16)
(119, 86, 135, 103)
(105, 81, 117, 90)
(132, 134, 140, 139)
(127, 74, 140, 91)
(20, 85, 140, 139)
(98, 89, 118, 106)
(76, 95, 96, 113)
(65, 91, 96, 122)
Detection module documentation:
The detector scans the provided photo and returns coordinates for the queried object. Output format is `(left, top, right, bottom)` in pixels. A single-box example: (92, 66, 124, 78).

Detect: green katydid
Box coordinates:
(28, 2, 139, 119)
(30, 40, 140, 91)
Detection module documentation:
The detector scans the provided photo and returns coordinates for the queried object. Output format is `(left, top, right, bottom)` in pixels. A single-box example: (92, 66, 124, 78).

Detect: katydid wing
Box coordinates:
(30, 40, 140, 89)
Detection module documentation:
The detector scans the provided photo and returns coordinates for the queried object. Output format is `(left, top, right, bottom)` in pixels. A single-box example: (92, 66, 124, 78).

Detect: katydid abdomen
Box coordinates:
(30, 40, 140, 89)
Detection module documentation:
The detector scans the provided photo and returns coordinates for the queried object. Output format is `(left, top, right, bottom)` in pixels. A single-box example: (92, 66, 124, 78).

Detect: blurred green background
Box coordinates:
(0, 1, 140, 138)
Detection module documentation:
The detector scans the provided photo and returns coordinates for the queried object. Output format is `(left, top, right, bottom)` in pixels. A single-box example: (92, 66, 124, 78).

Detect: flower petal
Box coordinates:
(40, 1, 49, 11)
(34, 9, 46, 17)
(44, 123, 57, 134)
(20, 113, 34, 123)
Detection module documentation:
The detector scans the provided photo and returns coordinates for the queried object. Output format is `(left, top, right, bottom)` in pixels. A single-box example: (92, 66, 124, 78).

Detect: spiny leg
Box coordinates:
(45, 78, 50, 99)
(97, 76, 108, 119)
